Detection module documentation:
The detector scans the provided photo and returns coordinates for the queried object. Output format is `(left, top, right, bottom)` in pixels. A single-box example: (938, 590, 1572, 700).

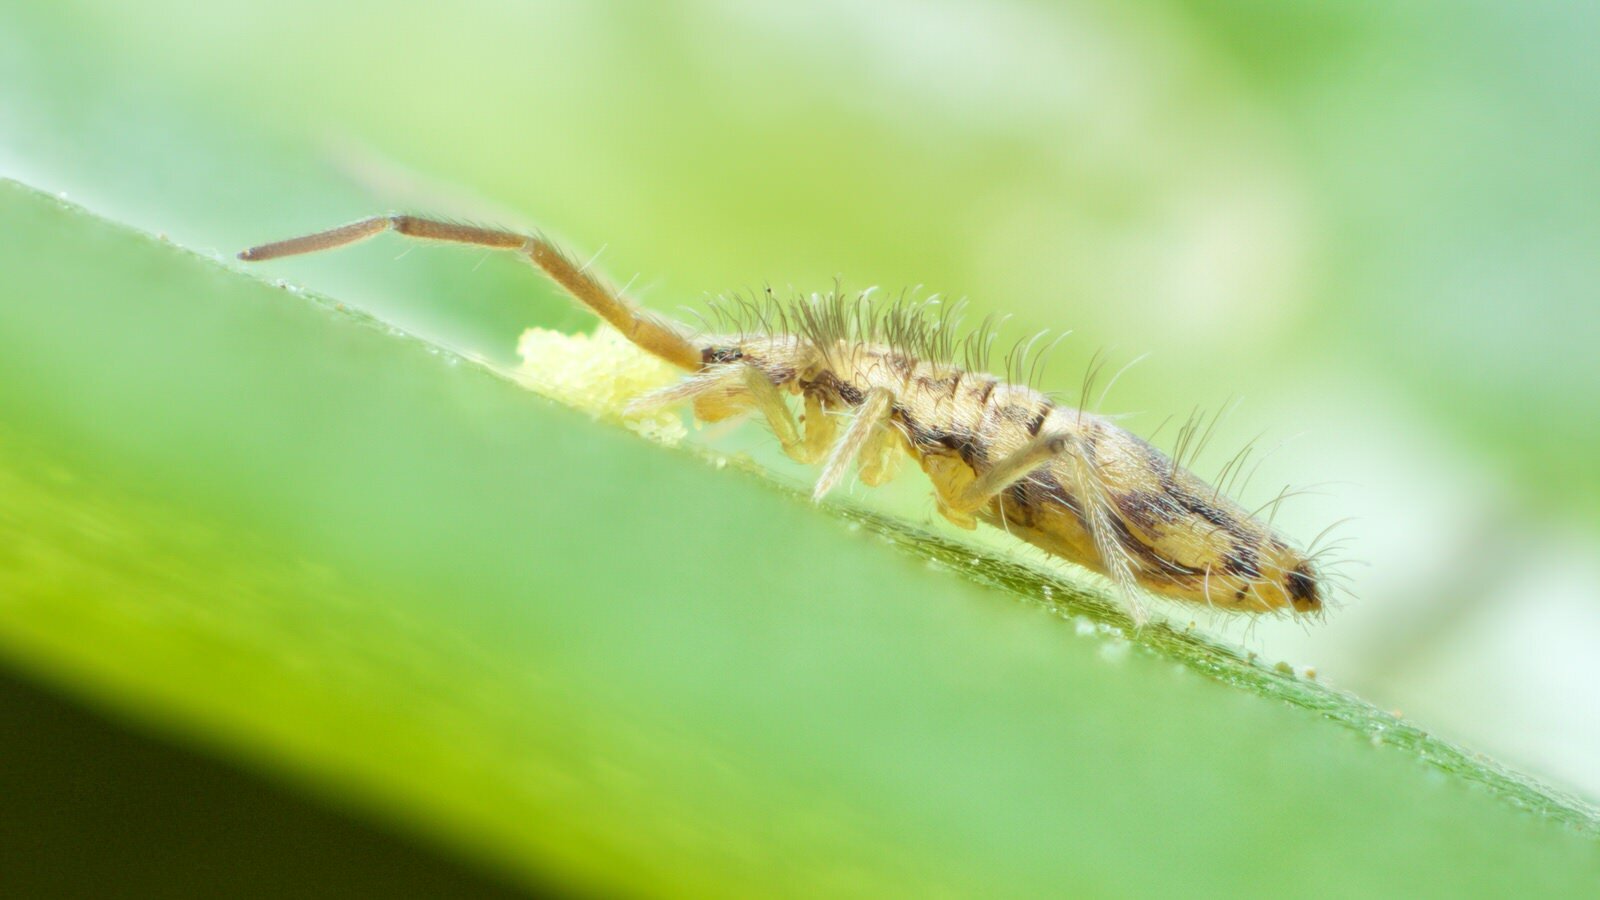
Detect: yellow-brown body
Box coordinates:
(701, 335, 1321, 618)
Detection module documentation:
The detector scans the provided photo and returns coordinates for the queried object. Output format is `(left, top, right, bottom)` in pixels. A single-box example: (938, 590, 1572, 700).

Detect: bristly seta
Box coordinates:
(240, 215, 1327, 625)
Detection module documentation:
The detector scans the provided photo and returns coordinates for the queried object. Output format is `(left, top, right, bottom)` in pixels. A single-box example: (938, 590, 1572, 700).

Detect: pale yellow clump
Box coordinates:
(514, 325, 688, 445)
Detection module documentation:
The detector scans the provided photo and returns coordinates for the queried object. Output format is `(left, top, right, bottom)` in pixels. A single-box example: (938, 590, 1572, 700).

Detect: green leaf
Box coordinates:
(2, 179, 1597, 896)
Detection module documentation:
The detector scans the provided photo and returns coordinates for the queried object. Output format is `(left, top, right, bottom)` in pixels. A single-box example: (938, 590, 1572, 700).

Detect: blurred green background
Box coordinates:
(3, 0, 1599, 891)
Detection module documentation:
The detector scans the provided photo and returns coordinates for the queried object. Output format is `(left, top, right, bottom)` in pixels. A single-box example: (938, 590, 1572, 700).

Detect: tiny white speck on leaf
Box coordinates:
(1098, 639, 1131, 663)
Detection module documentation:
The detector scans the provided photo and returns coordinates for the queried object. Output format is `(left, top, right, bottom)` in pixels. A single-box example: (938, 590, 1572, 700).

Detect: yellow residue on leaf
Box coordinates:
(514, 325, 688, 445)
